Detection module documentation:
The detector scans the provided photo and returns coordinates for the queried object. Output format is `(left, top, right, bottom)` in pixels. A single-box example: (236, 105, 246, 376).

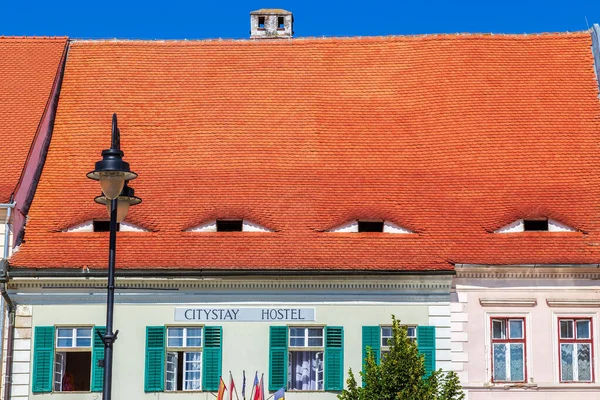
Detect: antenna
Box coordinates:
(585, 16, 590, 30)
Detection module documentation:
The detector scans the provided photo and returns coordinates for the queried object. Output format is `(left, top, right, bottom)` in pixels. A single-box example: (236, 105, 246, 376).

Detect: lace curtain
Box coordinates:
(288, 351, 323, 390)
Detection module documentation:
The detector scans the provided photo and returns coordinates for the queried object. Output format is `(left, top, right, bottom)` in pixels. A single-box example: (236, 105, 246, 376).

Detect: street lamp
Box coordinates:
(87, 113, 140, 400)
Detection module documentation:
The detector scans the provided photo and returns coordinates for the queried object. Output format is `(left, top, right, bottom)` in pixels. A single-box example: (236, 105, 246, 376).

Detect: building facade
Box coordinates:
(1, 17, 600, 400)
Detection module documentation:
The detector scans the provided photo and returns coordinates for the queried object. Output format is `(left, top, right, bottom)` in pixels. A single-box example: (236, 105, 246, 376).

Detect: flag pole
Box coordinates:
(231, 371, 241, 400)
(249, 371, 257, 400)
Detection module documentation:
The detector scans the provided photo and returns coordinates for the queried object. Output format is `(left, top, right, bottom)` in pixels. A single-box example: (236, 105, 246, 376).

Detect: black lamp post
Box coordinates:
(87, 114, 140, 400)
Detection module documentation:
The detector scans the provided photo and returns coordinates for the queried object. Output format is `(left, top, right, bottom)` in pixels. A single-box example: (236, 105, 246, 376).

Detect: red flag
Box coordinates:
(217, 377, 227, 400)
(253, 375, 264, 400)
(229, 373, 235, 400)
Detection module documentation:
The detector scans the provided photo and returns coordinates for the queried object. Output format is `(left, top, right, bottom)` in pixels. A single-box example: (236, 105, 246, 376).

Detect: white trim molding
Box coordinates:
(546, 299, 600, 308)
(480, 298, 538, 307)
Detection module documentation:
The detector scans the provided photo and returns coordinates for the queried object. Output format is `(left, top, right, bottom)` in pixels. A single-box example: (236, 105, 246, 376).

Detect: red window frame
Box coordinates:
(490, 317, 527, 383)
(557, 317, 594, 383)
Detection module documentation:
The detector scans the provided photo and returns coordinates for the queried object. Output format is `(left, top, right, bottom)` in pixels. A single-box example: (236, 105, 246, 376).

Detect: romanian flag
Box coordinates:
(217, 377, 227, 400)
(273, 387, 285, 400)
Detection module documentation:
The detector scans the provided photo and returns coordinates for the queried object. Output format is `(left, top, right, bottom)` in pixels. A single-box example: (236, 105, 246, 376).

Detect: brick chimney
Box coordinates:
(250, 9, 293, 39)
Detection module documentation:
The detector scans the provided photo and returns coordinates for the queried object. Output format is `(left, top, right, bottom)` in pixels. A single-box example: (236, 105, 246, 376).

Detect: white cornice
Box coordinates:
(546, 299, 600, 307)
(479, 298, 538, 307)
(455, 266, 600, 280)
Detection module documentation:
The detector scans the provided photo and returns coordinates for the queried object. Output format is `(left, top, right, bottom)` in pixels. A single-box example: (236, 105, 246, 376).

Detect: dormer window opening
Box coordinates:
(278, 16, 285, 29)
(216, 219, 243, 232)
(258, 16, 265, 29)
(357, 221, 384, 233)
(523, 219, 549, 231)
(93, 220, 120, 232)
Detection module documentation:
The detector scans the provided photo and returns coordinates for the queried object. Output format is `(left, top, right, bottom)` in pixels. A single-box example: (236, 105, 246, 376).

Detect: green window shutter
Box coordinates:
(324, 326, 344, 391)
(268, 326, 288, 391)
(362, 326, 380, 387)
(362, 326, 380, 365)
(202, 326, 222, 391)
(91, 326, 106, 392)
(32, 326, 55, 393)
(144, 326, 166, 392)
(417, 326, 436, 377)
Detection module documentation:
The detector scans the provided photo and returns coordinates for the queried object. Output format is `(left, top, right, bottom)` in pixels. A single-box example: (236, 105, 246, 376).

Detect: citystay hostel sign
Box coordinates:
(174, 307, 316, 322)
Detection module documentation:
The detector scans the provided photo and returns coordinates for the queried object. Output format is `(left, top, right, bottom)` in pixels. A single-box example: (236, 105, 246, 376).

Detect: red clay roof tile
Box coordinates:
(9, 33, 600, 271)
(0, 37, 67, 203)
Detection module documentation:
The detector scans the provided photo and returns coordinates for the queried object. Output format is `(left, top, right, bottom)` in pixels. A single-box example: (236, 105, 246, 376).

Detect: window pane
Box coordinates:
(57, 328, 74, 338)
(76, 328, 92, 338)
(57, 338, 72, 347)
(308, 328, 323, 338)
(576, 320, 590, 339)
(168, 337, 184, 347)
(186, 328, 202, 337)
(76, 338, 91, 347)
(492, 320, 505, 339)
(406, 327, 416, 338)
(168, 327, 184, 338)
(560, 320, 574, 339)
(509, 344, 524, 381)
(561, 344, 574, 381)
(493, 344, 507, 381)
(577, 344, 591, 381)
(166, 352, 178, 391)
(289, 327, 306, 337)
(509, 320, 523, 339)
(186, 337, 202, 347)
(288, 351, 323, 391)
(290, 338, 305, 347)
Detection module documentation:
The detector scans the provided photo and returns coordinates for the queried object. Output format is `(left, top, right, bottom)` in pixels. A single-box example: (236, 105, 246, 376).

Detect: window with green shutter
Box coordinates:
(202, 326, 222, 391)
(33, 326, 99, 393)
(417, 326, 436, 377)
(269, 326, 288, 391)
(324, 326, 344, 391)
(32, 326, 55, 393)
(144, 326, 166, 392)
(91, 326, 106, 392)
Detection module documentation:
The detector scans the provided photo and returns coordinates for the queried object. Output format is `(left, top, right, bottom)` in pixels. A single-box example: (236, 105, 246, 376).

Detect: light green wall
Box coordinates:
(30, 302, 430, 400)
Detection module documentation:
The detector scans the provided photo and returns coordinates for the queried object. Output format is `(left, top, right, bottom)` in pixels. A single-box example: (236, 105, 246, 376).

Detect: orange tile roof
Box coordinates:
(0, 37, 68, 203)
(10, 33, 600, 271)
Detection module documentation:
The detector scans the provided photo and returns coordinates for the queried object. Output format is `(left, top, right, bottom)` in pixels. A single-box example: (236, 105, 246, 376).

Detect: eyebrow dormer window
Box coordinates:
(258, 16, 265, 29)
(523, 219, 549, 231)
(93, 221, 119, 232)
(357, 221, 384, 232)
(216, 220, 243, 232)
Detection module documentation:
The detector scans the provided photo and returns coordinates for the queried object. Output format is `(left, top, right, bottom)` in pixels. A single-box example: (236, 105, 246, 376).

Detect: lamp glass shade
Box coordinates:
(99, 172, 125, 200)
(106, 198, 130, 223)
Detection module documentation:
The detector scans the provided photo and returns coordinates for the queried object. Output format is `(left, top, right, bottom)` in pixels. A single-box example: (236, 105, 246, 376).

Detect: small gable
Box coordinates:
(495, 218, 577, 233)
(185, 219, 272, 233)
(327, 220, 413, 234)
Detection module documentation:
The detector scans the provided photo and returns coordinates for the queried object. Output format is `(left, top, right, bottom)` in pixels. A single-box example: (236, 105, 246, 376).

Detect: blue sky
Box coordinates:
(1, 1, 599, 39)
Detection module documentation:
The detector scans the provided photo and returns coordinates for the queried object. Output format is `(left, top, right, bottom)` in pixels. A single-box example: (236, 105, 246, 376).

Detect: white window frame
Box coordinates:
(55, 327, 93, 349)
(53, 326, 93, 393)
(381, 325, 416, 353)
(288, 326, 324, 391)
(553, 313, 597, 383)
(484, 312, 532, 385)
(166, 327, 203, 392)
(490, 318, 526, 382)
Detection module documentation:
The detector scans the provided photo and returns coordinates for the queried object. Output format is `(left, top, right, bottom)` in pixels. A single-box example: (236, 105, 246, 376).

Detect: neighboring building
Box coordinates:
(0, 37, 68, 400)
(0, 37, 68, 259)
(451, 24, 600, 399)
(2, 18, 600, 400)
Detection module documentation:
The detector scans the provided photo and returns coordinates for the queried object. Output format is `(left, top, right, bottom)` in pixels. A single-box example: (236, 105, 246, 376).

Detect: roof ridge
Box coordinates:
(0, 36, 68, 41)
(69, 30, 591, 45)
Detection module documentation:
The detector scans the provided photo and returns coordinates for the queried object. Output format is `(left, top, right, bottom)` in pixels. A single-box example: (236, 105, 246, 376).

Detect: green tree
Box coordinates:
(338, 316, 464, 400)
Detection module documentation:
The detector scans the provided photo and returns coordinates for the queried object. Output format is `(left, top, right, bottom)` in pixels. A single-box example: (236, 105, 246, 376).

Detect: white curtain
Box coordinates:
(288, 351, 323, 390)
